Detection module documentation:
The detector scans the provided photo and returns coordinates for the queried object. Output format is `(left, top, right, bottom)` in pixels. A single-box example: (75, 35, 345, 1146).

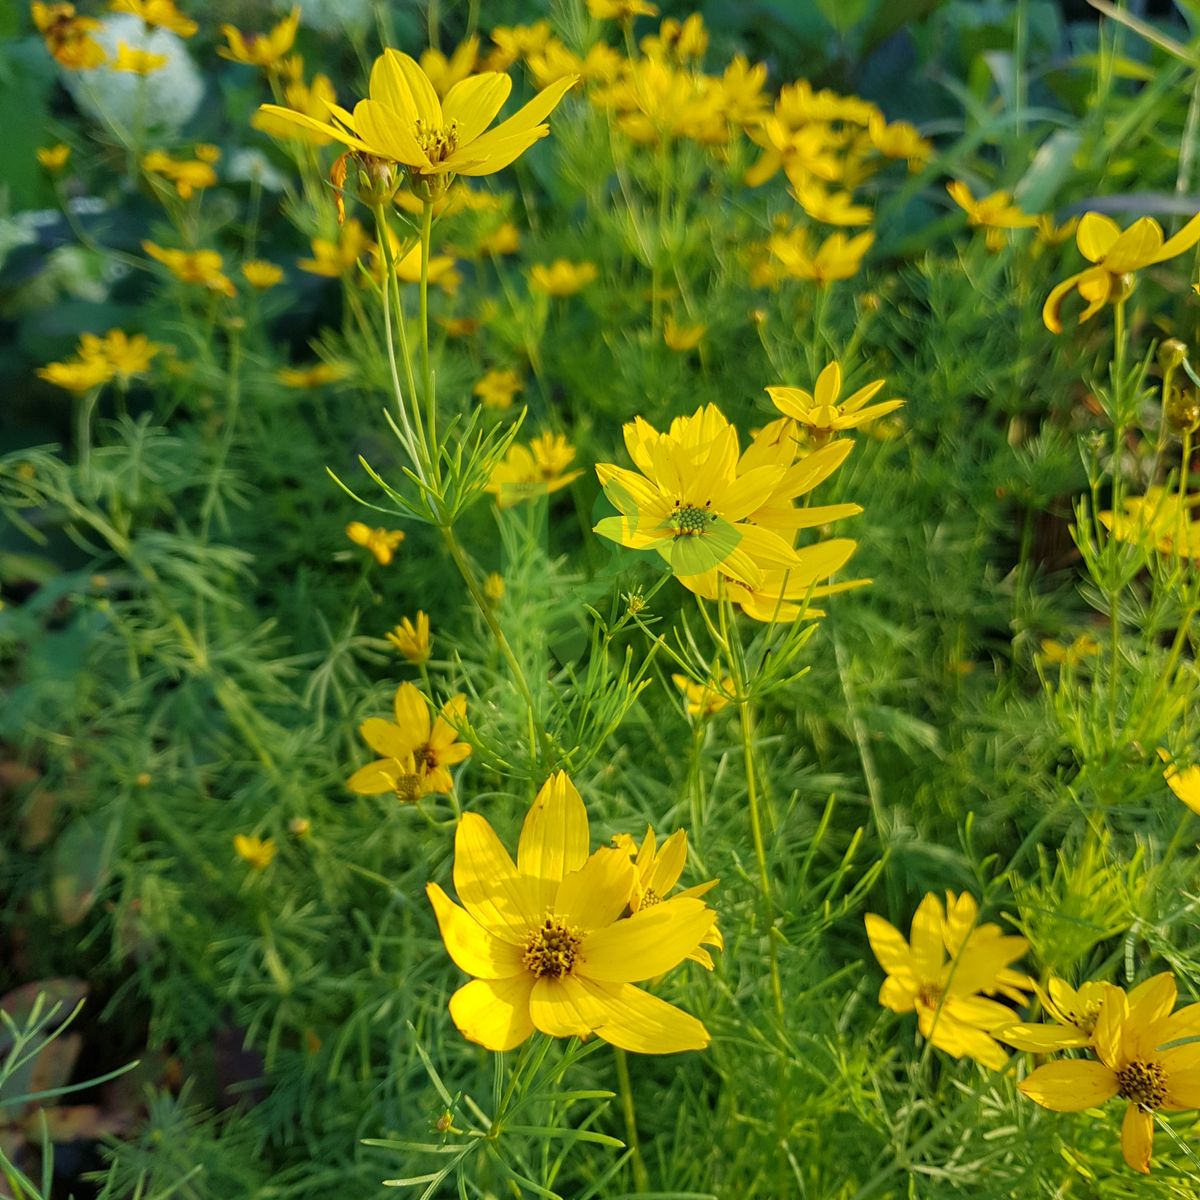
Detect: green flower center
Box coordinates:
(523, 917, 581, 979)
(414, 117, 460, 163)
(670, 501, 715, 538)
(1117, 1060, 1168, 1112)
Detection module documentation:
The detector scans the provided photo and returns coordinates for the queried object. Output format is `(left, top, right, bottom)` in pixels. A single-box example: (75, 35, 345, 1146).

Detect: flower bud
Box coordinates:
(1165, 385, 1200, 434)
(1159, 338, 1188, 370)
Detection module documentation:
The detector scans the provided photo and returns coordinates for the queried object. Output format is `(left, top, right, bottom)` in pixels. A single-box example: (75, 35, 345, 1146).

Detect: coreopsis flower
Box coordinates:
(36, 144, 71, 171)
(1035, 213, 1079, 246)
(1036, 633, 1099, 668)
(386, 612, 432, 665)
(663, 316, 705, 352)
(348, 683, 471, 799)
(642, 14, 709, 63)
(1100, 487, 1200, 558)
(473, 368, 523, 410)
(483, 572, 505, 604)
(526, 39, 583, 89)
(37, 357, 114, 393)
(1158, 748, 1200, 815)
(867, 115, 930, 168)
(1043, 211, 1200, 333)
(998, 977, 1111, 1051)
(1018, 975, 1200, 1173)
(419, 36, 479, 97)
(345, 520, 404, 565)
(791, 180, 872, 227)
(947, 181, 1037, 250)
(241, 260, 283, 290)
(233, 834, 276, 869)
(672, 674, 732, 718)
(143, 241, 236, 296)
(297, 220, 372, 278)
(110, 0, 197, 37)
(32, 3, 107, 69)
(142, 149, 217, 198)
(478, 221, 520, 256)
(593, 59, 726, 146)
(389, 242, 460, 294)
(78, 329, 160, 384)
(487, 433, 583, 509)
(427, 771, 715, 1052)
(767, 228, 874, 284)
(865, 891, 1033, 1069)
(218, 7, 299, 70)
(612, 826, 722, 968)
(256, 50, 577, 198)
(589, 0, 659, 17)
(485, 21, 553, 72)
(768, 362, 904, 442)
(252, 72, 338, 146)
(278, 362, 348, 387)
(528, 259, 598, 296)
(112, 41, 167, 73)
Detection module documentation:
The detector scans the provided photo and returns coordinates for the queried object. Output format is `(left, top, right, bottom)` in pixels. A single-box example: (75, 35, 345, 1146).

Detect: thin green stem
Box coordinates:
(419, 199, 436, 452)
(613, 1049, 649, 1192)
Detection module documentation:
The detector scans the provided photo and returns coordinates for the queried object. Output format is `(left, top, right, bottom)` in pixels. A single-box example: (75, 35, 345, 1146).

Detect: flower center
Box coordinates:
(392, 772, 423, 803)
(414, 742, 439, 770)
(638, 888, 662, 910)
(1061, 999, 1102, 1036)
(1117, 1060, 1168, 1112)
(670, 500, 715, 538)
(522, 917, 581, 979)
(916, 982, 943, 1009)
(414, 117, 460, 164)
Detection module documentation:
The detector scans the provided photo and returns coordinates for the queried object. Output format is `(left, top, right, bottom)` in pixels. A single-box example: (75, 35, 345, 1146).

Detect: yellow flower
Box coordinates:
(478, 221, 521, 256)
(612, 825, 722, 968)
(419, 35, 479, 97)
(36, 144, 71, 171)
(1018, 975, 1200, 1173)
(37, 357, 114, 393)
(389, 242, 460, 294)
(257, 51, 577, 196)
(866, 891, 1033, 1069)
(791, 179, 872, 226)
(589, 0, 659, 18)
(1043, 210, 1200, 333)
(671, 674, 732, 718)
(528, 259, 597, 296)
(218, 7, 299, 70)
(345, 520, 404, 565)
(32, 3, 106, 69)
(487, 433, 584, 508)
(485, 22, 553, 71)
(768, 362, 904, 441)
(867, 114, 930, 168)
(473, 368, 523, 410)
(252, 72, 338, 146)
(242, 260, 284, 290)
(348, 682, 471, 799)
(297, 220, 372, 278)
(483, 572, 505, 604)
(526, 39, 582, 89)
(78, 329, 160, 384)
(999, 977, 1111, 1051)
(233, 834, 276, 870)
(1158, 748, 1200, 815)
(426, 771, 715, 1052)
(385, 612, 432, 665)
(1036, 633, 1099, 668)
(112, 41, 168, 73)
(947, 180, 1037, 250)
(767, 228, 874, 284)
(143, 241, 236, 297)
(142, 149, 217, 198)
(110, 0, 197, 37)
(1099, 486, 1200, 558)
(663, 316, 706, 352)
(277, 362, 348, 387)
(1035, 213, 1080, 246)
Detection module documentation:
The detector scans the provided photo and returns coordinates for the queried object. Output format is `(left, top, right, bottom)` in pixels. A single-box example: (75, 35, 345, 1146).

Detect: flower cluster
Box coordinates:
(37, 329, 161, 393)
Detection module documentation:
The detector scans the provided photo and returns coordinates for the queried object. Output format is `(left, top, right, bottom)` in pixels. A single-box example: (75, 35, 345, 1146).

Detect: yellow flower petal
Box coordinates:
(1042, 269, 1086, 334)
(517, 771, 590, 909)
(578, 979, 710, 1053)
(529, 975, 607, 1037)
(448, 975, 535, 1051)
(1165, 1065, 1200, 1108)
(1155, 210, 1200, 262)
(996, 1021, 1090, 1052)
(1076, 211, 1122, 262)
(555, 847, 637, 932)
(359, 716, 414, 759)
(648, 829, 688, 895)
(427, 883, 524, 979)
(581, 898, 715, 983)
(381, 50, 443, 127)
(1018, 1059, 1119, 1111)
(1102, 216, 1163, 272)
(1120, 1102, 1154, 1174)
(908, 893, 945, 977)
(453, 813, 539, 943)
(346, 760, 399, 795)
(864, 913, 917, 983)
(393, 683, 432, 742)
(442, 72, 512, 144)
(353, 99, 430, 168)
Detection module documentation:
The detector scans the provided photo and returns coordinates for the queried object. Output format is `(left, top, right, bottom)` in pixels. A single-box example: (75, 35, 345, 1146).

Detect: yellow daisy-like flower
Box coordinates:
(999, 977, 1112, 1052)
(671, 674, 733, 718)
(110, 0, 198, 38)
(142, 241, 235, 297)
(32, 2, 107, 70)
(1158, 747, 1200, 815)
(77, 329, 160, 384)
(345, 520, 404, 565)
(241, 260, 284, 290)
(1018, 975, 1200, 1173)
(483, 572, 505, 604)
(142, 149, 217, 199)
(1099, 486, 1200, 558)
(420, 35, 479, 98)
(791, 179, 872, 227)
(865, 891, 1033, 1069)
(1036, 633, 1099, 668)
(278, 362, 348, 388)
(528, 259, 598, 297)
(767, 228, 874, 285)
(233, 833, 276, 870)
(37, 357, 114, 393)
(487, 433, 584, 509)
(427, 772, 715, 1053)
(36, 144, 71, 171)
(297, 219, 372, 279)
(768, 361, 905, 443)
(478, 221, 521, 256)
(385, 612, 432, 665)
(589, 0, 660, 19)
(348, 683, 471, 800)
(218, 7, 299, 70)
(946, 180, 1037, 250)
(252, 72, 338, 146)
(112, 41, 168, 74)
(256, 50, 577, 197)
(473, 368, 523, 410)
(1044, 211, 1200, 333)
(663, 316, 706, 352)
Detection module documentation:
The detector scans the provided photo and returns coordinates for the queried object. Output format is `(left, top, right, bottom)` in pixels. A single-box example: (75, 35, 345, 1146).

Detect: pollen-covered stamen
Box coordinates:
(916, 982, 943, 1009)
(670, 499, 716, 538)
(414, 117, 460, 163)
(638, 888, 662, 910)
(1117, 1060, 1169, 1112)
(413, 743, 439, 770)
(1062, 1000, 1102, 1035)
(522, 916, 582, 979)
(393, 773, 423, 803)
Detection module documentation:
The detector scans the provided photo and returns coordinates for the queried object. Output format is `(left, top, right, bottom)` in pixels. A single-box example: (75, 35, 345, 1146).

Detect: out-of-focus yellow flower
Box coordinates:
(947, 180, 1037, 250)
(487, 433, 583, 508)
(112, 41, 168, 73)
(78, 329, 160, 384)
(277, 362, 348, 387)
(589, 0, 659, 19)
(867, 114, 930, 169)
(768, 362, 904, 442)
(526, 39, 582, 89)
(1043, 211, 1200, 333)
(473, 368, 523, 410)
(142, 149, 217, 198)
(143, 241, 236, 296)
(1037, 633, 1099, 668)
(385, 612, 432, 664)
(483, 572, 505, 603)
(718, 55, 769, 129)
(253, 73, 338, 146)
(1158, 748, 1200, 815)
(1035, 213, 1080, 246)
(346, 520, 404, 565)
(37, 357, 114, 392)
(257, 50, 577, 197)
(485, 22, 553, 71)
(234, 833, 276, 869)
(768, 228, 874, 284)
(297, 219, 371, 278)
(32, 2, 106, 69)
(36, 144, 71, 171)
(663, 315, 705, 352)
(791, 179, 872, 226)
(1100, 486, 1200, 558)
(440, 316, 479, 338)
(671, 674, 732, 717)
(529, 259, 597, 296)
(478, 221, 520, 256)
(110, 0, 197, 37)
(242, 260, 283, 290)
(419, 36, 478, 97)
(389, 242, 460, 294)
(218, 7, 299, 70)
(593, 57, 727, 146)
(642, 14, 709, 63)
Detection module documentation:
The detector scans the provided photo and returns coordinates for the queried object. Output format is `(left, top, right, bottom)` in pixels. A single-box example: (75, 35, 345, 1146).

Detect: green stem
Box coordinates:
(76, 387, 101, 480)
(200, 326, 241, 540)
(419, 199, 436, 452)
(613, 1049, 649, 1192)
